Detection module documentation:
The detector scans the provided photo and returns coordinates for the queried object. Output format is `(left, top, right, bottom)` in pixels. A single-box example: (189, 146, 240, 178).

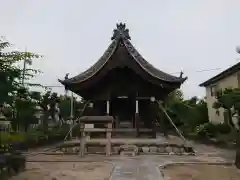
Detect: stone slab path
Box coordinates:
(109, 159, 164, 180)
(24, 137, 235, 180)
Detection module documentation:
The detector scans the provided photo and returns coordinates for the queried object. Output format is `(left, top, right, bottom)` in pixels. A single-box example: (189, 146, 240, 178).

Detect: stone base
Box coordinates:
(119, 144, 138, 156)
(120, 151, 137, 157)
(135, 113, 140, 137)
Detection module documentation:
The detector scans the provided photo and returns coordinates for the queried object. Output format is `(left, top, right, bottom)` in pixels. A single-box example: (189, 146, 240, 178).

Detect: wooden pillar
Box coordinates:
(106, 100, 110, 115)
(150, 97, 157, 138)
(161, 102, 168, 137)
(106, 122, 112, 156)
(115, 116, 119, 128)
(80, 123, 86, 156)
(135, 100, 140, 137)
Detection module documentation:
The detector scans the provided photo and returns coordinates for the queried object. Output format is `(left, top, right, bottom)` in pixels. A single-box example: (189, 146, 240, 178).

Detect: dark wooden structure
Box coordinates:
(59, 23, 187, 137)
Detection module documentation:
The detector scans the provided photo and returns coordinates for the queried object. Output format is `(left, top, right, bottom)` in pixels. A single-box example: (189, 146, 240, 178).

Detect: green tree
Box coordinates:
(184, 97, 209, 129)
(58, 95, 71, 120)
(30, 91, 62, 132)
(12, 87, 38, 132)
(48, 92, 60, 123)
(164, 90, 208, 131)
(58, 95, 85, 121)
(212, 88, 240, 168)
(0, 38, 40, 105)
(213, 88, 240, 128)
(0, 38, 41, 129)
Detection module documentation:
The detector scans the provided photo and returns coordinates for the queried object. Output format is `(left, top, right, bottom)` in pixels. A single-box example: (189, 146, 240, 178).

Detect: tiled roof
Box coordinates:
(59, 23, 187, 86)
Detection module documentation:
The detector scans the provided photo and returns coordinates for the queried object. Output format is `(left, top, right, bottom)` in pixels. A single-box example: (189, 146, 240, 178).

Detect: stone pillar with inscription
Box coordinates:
(80, 123, 86, 156)
(106, 122, 112, 156)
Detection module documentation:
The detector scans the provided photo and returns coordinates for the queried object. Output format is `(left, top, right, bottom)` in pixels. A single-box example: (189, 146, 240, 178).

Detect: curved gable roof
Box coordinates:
(59, 23, 187, 86)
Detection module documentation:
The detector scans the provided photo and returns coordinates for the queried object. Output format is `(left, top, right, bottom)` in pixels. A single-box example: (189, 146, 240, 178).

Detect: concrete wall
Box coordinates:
(205, 72, 240, 125)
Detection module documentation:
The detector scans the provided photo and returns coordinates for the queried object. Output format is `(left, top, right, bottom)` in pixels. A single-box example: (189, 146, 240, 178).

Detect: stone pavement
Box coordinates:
(25, 142, 235, 180)
(109, 159, 164, 180)
(24, 138, 235, 180)
(108, 153, 232, 180)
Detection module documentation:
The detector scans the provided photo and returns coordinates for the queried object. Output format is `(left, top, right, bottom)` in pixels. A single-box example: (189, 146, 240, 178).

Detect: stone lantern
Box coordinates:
(0, 104, 11, 132)
(0, 104, 6, 121)
(34, 105, 43, 126)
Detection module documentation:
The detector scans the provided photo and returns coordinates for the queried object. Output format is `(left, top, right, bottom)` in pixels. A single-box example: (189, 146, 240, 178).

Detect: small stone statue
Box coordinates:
(64, 73, 69, 94)
(64, 73, 69, 80)
(179, 71, 184, 78)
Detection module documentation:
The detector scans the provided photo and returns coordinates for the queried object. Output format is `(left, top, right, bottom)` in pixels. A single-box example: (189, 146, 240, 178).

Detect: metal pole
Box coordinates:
(21, 47, 27, 86)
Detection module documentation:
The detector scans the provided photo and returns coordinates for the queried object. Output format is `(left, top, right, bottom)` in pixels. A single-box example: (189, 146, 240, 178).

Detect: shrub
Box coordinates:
(194, 122, 232, 139)
(1, 126, 69, 151)
(0, 132, 26, 145)
(214, 123, 231, 134)
(195, 122, 217, 138)
(195, 124, 208, 138)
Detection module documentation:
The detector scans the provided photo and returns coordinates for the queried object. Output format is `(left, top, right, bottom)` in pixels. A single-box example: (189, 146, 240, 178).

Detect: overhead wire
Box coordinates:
(171, 67, 224, 75)
(171, 60, 240, 75)
(24, 64, 237, 88)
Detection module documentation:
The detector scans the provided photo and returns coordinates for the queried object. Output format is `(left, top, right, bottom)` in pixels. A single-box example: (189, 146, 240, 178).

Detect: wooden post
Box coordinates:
(106, 100, 110, 115)
(135, 100, 140, 137)
(150, 97, 157, 138)
(106, 122, 112, 156)
(115, 116, 119, 128)
(80, 123, 86, 156)
(136, 100, 139, 114)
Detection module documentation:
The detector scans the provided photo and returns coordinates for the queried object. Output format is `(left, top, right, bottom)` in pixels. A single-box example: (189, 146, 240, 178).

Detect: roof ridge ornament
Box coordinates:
(65, 73, 69, 80)
(179, 71, 184, 78)
(111, 23, 131, 40)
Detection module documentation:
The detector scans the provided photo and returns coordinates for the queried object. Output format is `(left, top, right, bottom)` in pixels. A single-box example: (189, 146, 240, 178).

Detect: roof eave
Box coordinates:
(199, 62, 240, 87)
(199, 82, 208, 87)
(181, 76, 188, 84)
(58, 79, 70, 86)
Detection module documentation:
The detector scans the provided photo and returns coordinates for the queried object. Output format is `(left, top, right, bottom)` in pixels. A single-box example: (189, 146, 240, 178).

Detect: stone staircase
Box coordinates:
(112, 121, 154, 138)
(113, 122, 136, 138)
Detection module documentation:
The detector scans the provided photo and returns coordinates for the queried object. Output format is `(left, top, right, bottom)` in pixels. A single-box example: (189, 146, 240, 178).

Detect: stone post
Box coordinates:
(80, 123, 86, 156)
(106, 122, 112, 156)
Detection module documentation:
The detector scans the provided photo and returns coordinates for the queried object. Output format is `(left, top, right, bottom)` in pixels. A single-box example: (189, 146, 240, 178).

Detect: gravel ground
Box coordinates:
(161, 164, 240, 180)
(9, 136, 237, 180)
(9, 161, 113, 180)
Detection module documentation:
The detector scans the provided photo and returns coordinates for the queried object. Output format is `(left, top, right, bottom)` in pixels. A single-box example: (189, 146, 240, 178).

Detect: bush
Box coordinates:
(195, 124, 209, 138)
(214, 123, 231, 134)
(0, 132, 26, 144)
(194, 122, 232, 139)
(195, 123, 217, 138)
(1, 126, 68, 150)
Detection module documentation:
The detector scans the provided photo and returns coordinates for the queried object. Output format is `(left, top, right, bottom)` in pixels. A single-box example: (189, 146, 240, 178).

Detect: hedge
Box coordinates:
(0, 126, 69, 179)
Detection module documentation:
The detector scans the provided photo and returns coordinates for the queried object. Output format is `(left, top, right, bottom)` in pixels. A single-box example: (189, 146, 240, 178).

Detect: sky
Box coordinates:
(1, 0, 240, 99)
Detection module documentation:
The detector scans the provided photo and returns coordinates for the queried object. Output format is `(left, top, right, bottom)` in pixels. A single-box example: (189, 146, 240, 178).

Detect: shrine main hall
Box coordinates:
(59, 23, 187, 137)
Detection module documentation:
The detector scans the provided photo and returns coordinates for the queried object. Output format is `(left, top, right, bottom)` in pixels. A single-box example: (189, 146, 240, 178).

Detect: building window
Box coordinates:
(210, 85, 218, 97)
